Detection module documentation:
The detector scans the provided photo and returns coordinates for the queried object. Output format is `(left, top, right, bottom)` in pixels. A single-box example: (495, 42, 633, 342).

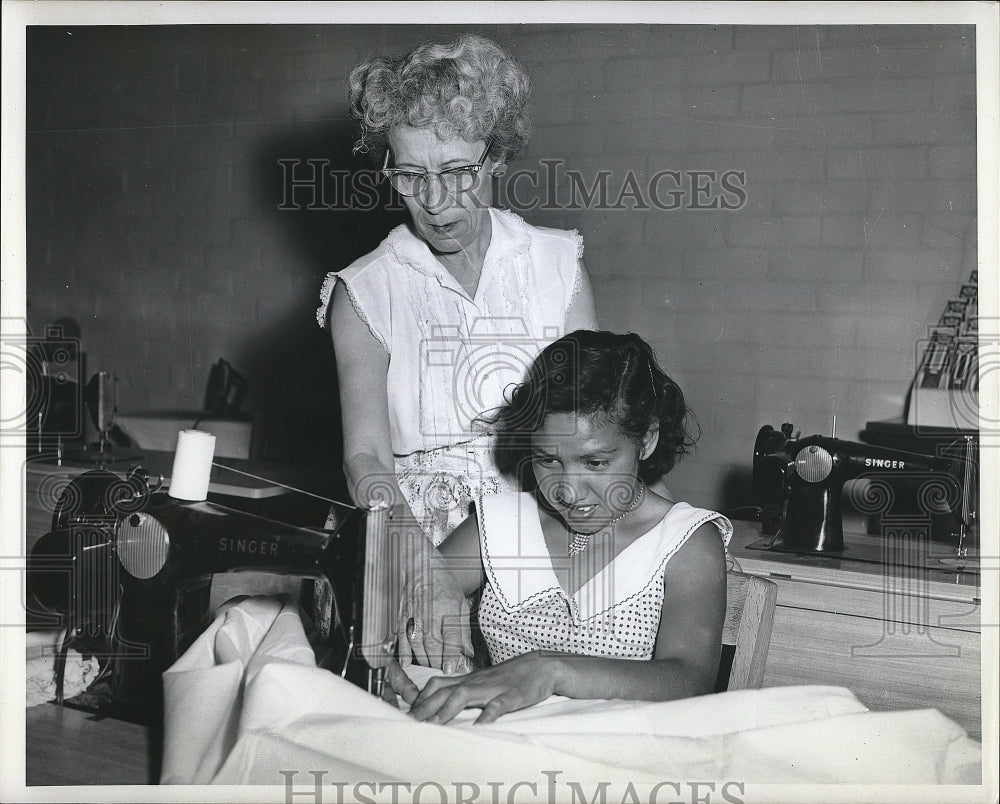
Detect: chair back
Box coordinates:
(719, 571, 778, 690)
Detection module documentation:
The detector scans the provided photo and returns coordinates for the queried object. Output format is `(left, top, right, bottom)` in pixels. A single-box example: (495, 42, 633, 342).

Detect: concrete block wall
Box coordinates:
(26, 24, 977, 508)
(511, 24, 977, 506)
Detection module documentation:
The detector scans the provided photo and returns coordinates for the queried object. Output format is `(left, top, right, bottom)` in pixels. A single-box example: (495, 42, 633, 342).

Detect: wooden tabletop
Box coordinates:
(729, 521, 981, 599)
(25, 703, 159, 786)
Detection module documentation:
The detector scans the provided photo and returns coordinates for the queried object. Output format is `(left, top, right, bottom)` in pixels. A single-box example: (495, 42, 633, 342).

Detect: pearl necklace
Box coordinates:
(567, 479, 645, 557)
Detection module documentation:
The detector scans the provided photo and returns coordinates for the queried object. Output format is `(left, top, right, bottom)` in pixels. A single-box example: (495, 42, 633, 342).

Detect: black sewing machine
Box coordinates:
(27, 467, 365, 723)
(751, 423, 974, 555)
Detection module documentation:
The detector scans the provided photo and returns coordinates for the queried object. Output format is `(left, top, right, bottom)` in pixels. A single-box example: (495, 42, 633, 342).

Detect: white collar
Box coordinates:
(480, 493, 730, 623)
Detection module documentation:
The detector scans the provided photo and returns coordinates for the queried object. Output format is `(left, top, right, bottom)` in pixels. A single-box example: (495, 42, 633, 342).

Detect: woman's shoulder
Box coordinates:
(330, 225, 419, 289)
(336, 230, 404, 281)
(582, 502, 728, 616)
(658, 502, 732, 546)
(492, 208, 584, 259)
(625, 502, 731, 568)
(315, 228, 409, 329)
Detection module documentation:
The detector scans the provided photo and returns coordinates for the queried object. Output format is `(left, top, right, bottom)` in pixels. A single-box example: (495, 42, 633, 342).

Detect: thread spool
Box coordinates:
(168, 430, 216, 501)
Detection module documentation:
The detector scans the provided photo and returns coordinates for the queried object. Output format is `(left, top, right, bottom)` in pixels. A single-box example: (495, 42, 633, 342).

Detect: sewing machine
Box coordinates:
(28, 467, 367, 722)
(752, 423, 975, 555)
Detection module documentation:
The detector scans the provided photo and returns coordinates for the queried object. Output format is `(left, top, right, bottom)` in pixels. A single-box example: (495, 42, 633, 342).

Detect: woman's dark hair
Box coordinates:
(488, 330, 699, 487)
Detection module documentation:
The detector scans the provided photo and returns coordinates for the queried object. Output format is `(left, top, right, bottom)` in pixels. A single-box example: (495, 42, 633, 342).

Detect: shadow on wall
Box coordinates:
(241, 116, 406, 475)
(718, 465, 755, 513)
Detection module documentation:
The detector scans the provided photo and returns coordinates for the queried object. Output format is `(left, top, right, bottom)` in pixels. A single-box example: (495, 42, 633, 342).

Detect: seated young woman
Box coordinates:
(385, 330, 732, 725)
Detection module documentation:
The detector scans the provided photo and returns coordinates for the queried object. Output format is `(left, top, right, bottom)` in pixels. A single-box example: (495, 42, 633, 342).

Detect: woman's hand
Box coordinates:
(396, 528, 474, 673)
(408, 651, 557, 725)
(383, 660, 420, 707)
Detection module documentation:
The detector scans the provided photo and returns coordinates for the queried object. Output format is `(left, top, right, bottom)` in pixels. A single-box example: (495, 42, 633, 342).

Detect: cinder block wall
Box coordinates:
(26, 24, 976, 507)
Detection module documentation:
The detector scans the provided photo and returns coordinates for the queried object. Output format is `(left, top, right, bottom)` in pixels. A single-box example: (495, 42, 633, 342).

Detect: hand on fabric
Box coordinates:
(408, 651, 556, 725)
(394, 514, 474, 672)
(383, 659, 420, 706)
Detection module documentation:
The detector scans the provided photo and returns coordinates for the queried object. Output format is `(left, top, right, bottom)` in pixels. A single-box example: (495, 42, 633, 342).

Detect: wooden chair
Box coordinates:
(716, 571, 778, 691)
(358, 509, 778, 694)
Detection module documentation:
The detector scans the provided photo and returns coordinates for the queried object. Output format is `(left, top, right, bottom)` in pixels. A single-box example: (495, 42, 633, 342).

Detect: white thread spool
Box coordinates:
(168, 429, 217, 501)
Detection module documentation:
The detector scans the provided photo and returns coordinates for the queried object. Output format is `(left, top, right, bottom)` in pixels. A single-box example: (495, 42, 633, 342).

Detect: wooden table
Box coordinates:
(26, 703, 159, 785)
(729, 521, 983, 740)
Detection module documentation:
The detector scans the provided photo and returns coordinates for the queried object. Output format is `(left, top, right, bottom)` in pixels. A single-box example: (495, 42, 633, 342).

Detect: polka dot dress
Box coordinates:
(479, 577, 666, 662)
(475, 493, 732, 665)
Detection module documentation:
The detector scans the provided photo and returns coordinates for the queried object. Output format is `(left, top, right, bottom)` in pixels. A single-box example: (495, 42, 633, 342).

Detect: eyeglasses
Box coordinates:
(381, 141, 492, 198)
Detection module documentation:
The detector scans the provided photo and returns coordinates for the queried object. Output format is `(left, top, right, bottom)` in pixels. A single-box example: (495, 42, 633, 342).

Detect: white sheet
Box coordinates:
(25, 629, 101, 707)
(161, 596, 982, 791)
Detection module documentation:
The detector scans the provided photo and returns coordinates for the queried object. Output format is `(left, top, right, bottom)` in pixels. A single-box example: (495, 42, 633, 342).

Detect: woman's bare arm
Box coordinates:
(437, 515, 487, 598)
(328, 284, 399, 508)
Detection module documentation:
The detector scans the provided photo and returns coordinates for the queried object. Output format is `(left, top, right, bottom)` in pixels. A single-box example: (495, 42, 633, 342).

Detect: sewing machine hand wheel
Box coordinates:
(35, 467, 161, 641)
(31, 468, 153, 706)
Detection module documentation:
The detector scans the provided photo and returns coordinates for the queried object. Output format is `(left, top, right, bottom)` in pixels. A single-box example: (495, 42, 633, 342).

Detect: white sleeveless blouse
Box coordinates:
(476, 492, 733, 664)
(316, 208, 584, 457)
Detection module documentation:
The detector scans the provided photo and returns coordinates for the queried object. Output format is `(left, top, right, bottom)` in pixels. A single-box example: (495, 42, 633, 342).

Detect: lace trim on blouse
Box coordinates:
(315, 271, 337, 329)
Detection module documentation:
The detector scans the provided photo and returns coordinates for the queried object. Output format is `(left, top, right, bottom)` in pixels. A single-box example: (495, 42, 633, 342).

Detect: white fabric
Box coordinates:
(477, 495, 733, 662)
(25, 629, 101, 707)
(316, 207, 584, 456)
(161, 596, 982, 789)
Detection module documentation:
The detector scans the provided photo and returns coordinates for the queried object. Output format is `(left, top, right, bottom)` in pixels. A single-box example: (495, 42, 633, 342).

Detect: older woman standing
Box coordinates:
(316, 35, 597, 669)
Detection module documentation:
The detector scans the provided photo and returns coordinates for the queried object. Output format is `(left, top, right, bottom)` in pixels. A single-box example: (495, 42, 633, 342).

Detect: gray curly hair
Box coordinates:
(348, 34, 531, 165)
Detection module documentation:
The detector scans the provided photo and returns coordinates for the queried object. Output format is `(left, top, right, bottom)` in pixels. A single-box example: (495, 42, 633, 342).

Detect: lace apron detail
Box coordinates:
(395, 434, 513, 546)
